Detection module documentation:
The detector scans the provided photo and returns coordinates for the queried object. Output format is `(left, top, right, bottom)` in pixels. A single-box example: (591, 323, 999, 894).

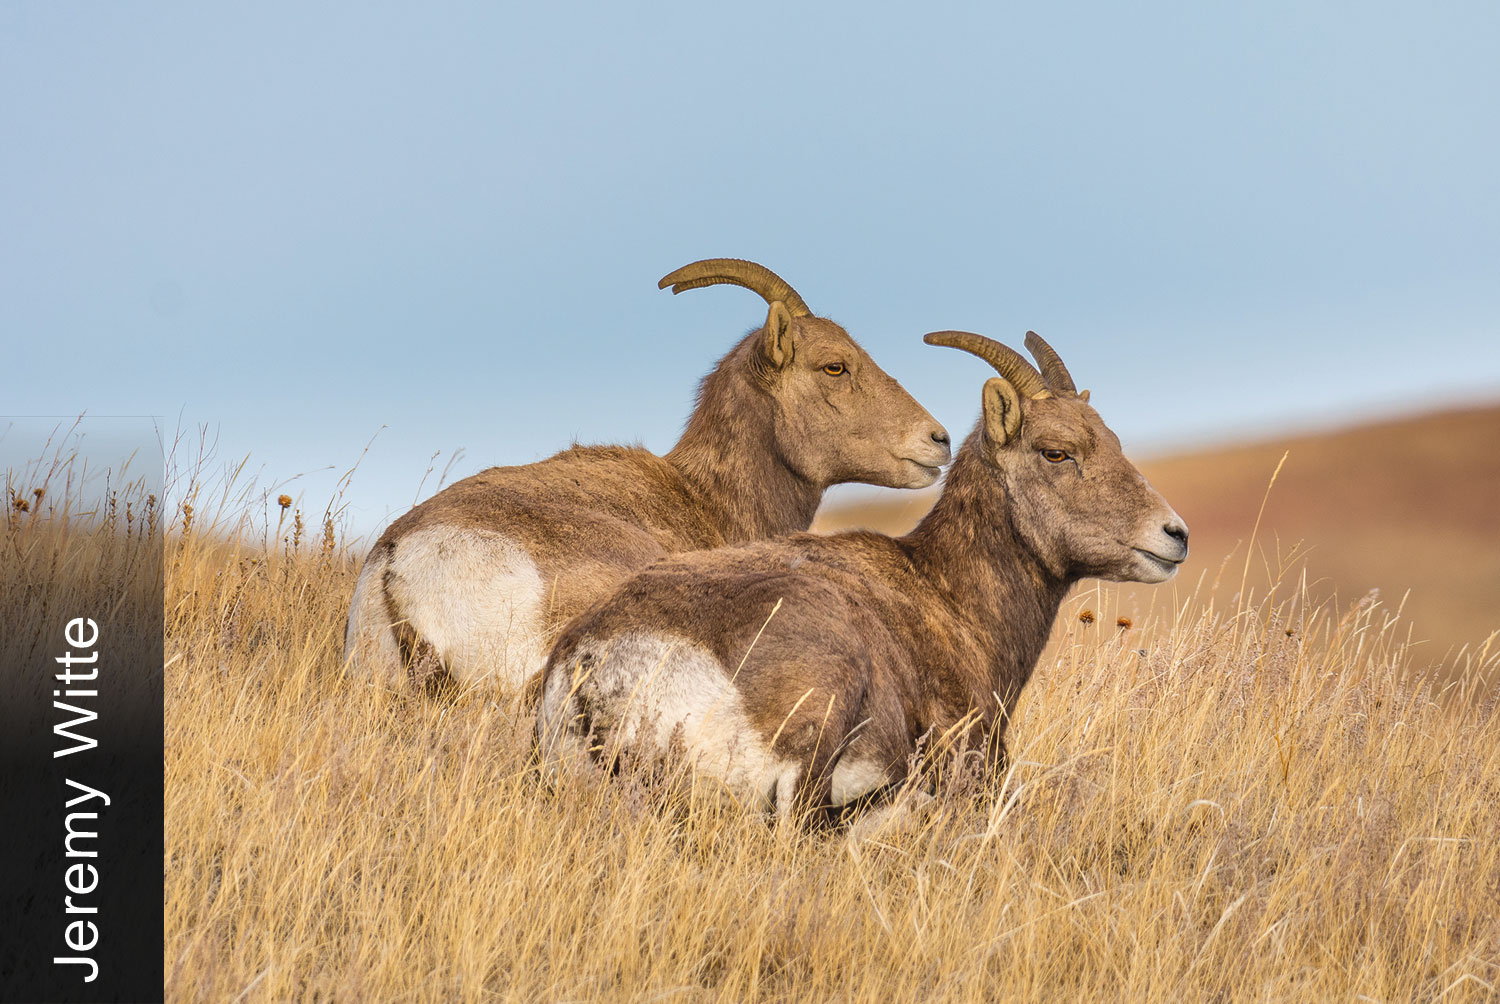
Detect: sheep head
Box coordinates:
(662, 258, 951, 490)
(924, 330, 1189, 583)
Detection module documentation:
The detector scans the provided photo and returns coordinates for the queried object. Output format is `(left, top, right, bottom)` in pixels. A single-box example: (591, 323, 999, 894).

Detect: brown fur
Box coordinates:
(540, 334, 1188, 820)
(348, 291, 949, 689)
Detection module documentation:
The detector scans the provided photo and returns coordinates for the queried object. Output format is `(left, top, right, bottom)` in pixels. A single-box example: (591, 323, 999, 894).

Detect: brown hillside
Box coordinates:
(816, 402, 1500, 666)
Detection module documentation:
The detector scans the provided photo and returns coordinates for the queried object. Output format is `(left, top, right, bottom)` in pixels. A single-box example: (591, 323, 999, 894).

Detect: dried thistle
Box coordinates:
(278, 494, 293, 510)
(11, 491, 29, 513)
(1078, 609, 1095, 625)
(1116, 616, 1133, 631)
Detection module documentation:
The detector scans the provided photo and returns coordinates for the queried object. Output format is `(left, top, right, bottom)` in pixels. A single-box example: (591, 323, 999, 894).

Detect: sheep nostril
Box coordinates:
(931, 429, 950, 447)
(1164, 523, 1189, 546)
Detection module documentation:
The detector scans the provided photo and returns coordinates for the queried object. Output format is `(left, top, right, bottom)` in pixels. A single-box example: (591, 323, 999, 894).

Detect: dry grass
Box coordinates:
(151, 477, 1500, 1003)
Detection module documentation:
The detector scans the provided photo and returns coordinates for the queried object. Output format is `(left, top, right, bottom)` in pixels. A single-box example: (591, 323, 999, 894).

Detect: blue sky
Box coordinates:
(4, 2, 1496, 537)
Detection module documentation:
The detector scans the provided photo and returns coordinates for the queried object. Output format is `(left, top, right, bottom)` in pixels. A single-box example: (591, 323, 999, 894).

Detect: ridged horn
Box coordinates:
(658, 258, 812, 318)
(923, 331, 1049, 399)
(1023, 330, 1077, 394)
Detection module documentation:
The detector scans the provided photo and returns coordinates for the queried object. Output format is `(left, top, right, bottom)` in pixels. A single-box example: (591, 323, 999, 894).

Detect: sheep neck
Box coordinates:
(903, 440, 1074, 706)
(666, 359, 821, 544)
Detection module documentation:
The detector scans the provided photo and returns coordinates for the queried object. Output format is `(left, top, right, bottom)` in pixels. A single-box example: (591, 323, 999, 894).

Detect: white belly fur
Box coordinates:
(547, 631, 802, 814)
(829, 757, 894, 806)
(384, 524, 548, 691)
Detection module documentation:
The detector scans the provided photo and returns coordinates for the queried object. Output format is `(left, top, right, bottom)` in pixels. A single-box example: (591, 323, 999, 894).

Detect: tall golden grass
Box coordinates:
(2, 443, 161, 725)
(147, 466, 1500, 1003)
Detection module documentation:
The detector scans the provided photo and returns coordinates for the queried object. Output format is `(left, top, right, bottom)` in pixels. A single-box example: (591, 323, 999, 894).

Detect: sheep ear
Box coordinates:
(981, 377, 1023, 451)
(763, 301, 795, 369)
(1079, 389, 1091, 403)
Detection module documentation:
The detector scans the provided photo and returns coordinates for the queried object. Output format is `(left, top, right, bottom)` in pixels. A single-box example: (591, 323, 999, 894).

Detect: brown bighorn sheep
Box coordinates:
(344, 259, 951, 693)
(537, 331, 1188, 823)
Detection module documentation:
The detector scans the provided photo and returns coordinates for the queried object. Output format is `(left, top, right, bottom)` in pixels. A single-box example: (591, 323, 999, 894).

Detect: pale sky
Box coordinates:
(4, 2, 1496, 537)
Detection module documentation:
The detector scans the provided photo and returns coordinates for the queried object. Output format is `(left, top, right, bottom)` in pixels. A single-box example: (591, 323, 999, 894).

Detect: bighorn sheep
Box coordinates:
(344, 259, 951, 693)
(537, 330, 1189, 823)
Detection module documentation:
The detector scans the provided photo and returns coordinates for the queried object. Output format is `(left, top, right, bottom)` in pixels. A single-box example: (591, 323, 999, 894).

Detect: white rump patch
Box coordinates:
(344, 548, 404, 688)
(383, 525, 547, 691)
(541, 632, 801, 815)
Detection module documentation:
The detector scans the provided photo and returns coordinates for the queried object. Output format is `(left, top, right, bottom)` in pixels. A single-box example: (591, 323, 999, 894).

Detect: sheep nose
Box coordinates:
(925, 426, 952, 464)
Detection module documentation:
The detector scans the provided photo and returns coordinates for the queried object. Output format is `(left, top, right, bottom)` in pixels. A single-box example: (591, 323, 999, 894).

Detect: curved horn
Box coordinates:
(1023, 331, 1077, 394)
(923, 331, 1049, 399)
(657, 258, 812, 318)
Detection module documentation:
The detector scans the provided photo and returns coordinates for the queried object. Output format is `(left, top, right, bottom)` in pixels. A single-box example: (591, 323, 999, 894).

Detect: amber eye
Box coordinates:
(822, 363, 846, 376)
(1041, 449, 1070, 463)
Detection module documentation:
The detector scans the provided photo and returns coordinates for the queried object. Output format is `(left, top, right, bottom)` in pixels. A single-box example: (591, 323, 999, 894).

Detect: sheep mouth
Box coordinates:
(900, 459, 943, 484)
(1133, 548, 1184, 570)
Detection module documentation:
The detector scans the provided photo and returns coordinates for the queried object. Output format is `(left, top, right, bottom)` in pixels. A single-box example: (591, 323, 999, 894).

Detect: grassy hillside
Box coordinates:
(131, 451, 1500, 1001)
(11, 435, 1493, 1001)
(817, 402, 1500, 668)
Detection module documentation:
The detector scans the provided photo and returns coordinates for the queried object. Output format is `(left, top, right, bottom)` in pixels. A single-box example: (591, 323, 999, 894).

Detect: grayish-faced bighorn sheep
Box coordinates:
(537, 330, 1188, 823)
(344, 259, 951, 693)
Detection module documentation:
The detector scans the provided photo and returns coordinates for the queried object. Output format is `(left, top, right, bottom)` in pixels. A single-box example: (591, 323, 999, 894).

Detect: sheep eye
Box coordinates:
(822, 363, 846, 376)
(1041, 449, 1070, 463)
